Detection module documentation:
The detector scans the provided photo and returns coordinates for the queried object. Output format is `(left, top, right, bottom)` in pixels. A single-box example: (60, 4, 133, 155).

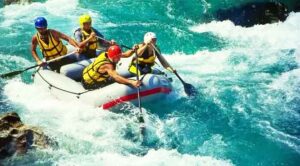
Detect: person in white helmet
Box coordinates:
(128, 32, 163, 75)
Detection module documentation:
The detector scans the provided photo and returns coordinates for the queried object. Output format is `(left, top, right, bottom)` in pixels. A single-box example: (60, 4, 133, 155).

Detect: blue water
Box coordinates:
(1, 0, 300, 165)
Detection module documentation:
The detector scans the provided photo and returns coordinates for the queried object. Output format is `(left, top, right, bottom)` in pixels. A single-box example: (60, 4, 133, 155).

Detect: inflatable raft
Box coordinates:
(33, 58, 173, 110)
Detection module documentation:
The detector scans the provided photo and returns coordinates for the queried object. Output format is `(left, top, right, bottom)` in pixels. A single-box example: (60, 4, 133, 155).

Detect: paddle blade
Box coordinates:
(138, 116, 146, 136)
(138, 115, 145, 123)
(0, 70, 23, 78)
(183, 82, 198, 97)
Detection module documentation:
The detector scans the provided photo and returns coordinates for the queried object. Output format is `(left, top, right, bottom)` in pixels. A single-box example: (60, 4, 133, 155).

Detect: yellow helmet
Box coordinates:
(79, 14, 92, 27)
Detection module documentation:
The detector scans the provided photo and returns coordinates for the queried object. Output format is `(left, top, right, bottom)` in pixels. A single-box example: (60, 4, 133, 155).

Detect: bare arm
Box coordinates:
(103, 64, 140, 87)
(122, 49, 134, 58)
(76, 31, 96, 48)
(152, 44, 172, 70)
(51, 30, 79, 48)
(121, 44, 139, 58)
(136, 43, 148, 57)
(31, 36, 43, 64)
(93, 28, 110, 46)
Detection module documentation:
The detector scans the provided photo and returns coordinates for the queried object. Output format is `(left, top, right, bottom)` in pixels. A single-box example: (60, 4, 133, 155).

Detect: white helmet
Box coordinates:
(144, 32, 157, 43)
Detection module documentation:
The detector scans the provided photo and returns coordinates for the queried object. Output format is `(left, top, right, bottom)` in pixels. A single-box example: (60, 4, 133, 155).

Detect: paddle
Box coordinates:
(95, 36, 132, 53)
(120, 44, 145, 133)
(0, 51, 76, 78)
(124, 44, 146, 135)
(96, 36, 114, 45)
(134, 48, 145, 135)
(96, 35, 107, 41)
(96, 36, 146, 134)
(151, 43, 198, 97)
(96, 36, 127, 50)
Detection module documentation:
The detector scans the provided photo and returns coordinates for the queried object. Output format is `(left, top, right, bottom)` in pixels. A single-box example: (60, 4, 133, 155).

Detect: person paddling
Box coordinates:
(128, 32, 165, 76)
(31, 17, 80, 72)
(74, 14, 115, 60)
(82, 45, 140, 90)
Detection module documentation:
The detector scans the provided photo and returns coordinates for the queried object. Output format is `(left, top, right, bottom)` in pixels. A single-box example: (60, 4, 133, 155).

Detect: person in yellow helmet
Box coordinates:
(31, 17, 80, 73)
(74, 14, 115, 60)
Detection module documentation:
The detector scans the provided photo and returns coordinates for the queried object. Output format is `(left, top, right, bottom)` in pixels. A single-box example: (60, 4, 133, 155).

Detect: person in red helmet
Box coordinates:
(82, 45, 140, 89)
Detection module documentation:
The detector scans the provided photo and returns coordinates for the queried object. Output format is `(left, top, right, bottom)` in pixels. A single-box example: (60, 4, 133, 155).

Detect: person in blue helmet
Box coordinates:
(31, 17, 80, 72)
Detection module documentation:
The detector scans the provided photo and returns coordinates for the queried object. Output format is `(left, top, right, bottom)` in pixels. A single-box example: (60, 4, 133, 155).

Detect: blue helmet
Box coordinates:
(34, 17, 47, 28)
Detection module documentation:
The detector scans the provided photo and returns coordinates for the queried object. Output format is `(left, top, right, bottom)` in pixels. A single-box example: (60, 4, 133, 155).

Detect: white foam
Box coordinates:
(0, 54, 33, 76)
(54, 149, 233, 166)
(0, 54, 32, 66)
(189, 12, 300, 49)
(44, 0, 78, 16)
(1, 2, 45, 27)
(3, 78, 143, 149)
(0, 0, 99, 32)
(166, 2, 175, 20)
(269, 68, 300, 108)
(201, 0, 211, 14)
(3, 77, 234, 165)
(161, 50, 246, 80)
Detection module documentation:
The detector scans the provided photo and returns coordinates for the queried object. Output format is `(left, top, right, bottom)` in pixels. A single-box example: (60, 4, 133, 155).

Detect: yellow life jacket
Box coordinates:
(137, 46, 157, 66)
(82, 52, 114, 85)
(77, 28, 98, 52)
(36, 30, 67, 60)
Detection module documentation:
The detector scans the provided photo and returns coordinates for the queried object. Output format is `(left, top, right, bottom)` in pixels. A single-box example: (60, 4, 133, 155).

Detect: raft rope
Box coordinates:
(35, 67, 91, 98)
(34, 67, 147, 99)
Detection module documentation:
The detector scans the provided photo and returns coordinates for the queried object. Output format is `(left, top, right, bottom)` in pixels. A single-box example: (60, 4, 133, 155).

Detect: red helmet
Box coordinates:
(107, 45, 122, 59)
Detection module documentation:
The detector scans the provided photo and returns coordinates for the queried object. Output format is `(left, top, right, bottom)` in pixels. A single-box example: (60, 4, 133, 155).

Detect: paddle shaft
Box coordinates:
(96, 37, 143, 113)
(96, 36, 132, 52)
(151, 43, 197, 96)
(25, 52, 74, 71)
(0, 51, 76, 78)
(151, 43, 174, 71)
(120, 44, 131, 50)
(96, 36, 113, 45)
(135, 59, 141, 109)
(116, 41, 145, 127)
(136, 71, 142, 113)
(46, 51, 76, 63)
(134, 49, 145, 125)
(96, 36, 106, 41)
(173, 70, 186, 84)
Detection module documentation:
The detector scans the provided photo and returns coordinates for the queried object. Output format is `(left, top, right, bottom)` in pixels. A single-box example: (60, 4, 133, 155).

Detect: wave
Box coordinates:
(53, 149, 233, 166)
(0, 0, 99, 32)
(258, 120, 300, 154)
(190, 12, 300, 49)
